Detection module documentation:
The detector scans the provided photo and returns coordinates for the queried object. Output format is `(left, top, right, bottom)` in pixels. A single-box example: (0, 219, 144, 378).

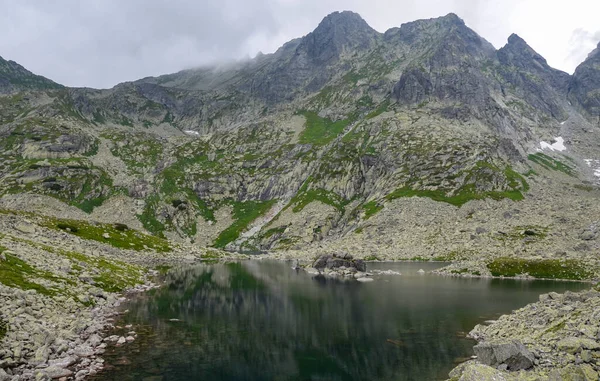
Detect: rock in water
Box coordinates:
(310, 254, 367, 277)
(312, 255, 331, 270)
(473, 340, 534, 371)
(291, 259, 299, 270)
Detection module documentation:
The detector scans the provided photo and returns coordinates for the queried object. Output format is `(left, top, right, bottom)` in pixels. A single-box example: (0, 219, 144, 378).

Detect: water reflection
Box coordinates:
(94, 261, 588, 381)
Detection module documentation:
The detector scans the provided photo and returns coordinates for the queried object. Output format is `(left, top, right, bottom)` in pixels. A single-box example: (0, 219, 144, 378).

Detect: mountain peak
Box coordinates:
(499, 33, 549, 67)
(312, 10, 377, 38)
(507, 33, 526, 45)
(320, 10, 367, 24)
(298, 10, 379, 64)
(440, 12, 465, 25)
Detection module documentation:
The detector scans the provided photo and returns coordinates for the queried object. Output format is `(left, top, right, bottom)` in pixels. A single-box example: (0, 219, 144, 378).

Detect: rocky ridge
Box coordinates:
(1, 12, 599, 261)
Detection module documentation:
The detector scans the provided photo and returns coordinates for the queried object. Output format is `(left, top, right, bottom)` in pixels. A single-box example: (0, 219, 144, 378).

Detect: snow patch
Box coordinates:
(539, 136, 566, 152)
(560, 121, 566, 125)
(184, 130, 200, 136)
(584, 159, 600, 181)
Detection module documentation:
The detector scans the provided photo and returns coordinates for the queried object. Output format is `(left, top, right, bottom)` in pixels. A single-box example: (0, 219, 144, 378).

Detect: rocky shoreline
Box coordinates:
(447, 288, 600, 380)
(0, 272, 162, 381)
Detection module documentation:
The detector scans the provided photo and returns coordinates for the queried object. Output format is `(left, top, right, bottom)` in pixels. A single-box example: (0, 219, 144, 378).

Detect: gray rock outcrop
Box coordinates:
(473, 340, 534, 371)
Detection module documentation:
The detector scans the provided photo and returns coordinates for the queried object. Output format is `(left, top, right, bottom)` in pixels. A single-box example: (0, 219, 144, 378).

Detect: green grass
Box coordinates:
(60, 250, 144, 293)
(364, 255, 380, 261)
(298, 111, 353, 146)
(0, 248, 57, 296)
(292, 188, 349, 213)
(5, 236, 145, 295)
(528, 153, 575, 176)
(213, 200, 276, 248)
(366, 99, 391, 119)
(362, 201, 383, 219)
(262, 226, 287, 239)
(487, 258, 594, 280)
(493, 225, 549, 244)
(385, 163, 528, 207)
(385, 186, 524, 207)
(39, 216, 171, 252)
(202, 249, 224, 259)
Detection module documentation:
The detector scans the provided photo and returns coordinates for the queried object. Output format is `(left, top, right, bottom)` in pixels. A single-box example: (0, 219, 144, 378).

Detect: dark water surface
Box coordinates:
(93, 261, 588, 381)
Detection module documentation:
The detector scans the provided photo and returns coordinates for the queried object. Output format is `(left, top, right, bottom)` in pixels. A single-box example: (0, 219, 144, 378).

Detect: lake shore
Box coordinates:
(0, 211, 598, 381)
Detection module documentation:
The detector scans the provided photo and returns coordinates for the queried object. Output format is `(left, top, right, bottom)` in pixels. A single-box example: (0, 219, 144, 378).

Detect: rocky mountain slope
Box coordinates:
(0, 11, 599, 278)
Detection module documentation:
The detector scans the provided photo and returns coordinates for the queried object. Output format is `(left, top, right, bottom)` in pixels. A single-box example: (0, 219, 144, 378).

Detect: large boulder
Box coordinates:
(473, 340, 534, 371)
(312, 254, 331, 270)
(311, 254, 367, 274)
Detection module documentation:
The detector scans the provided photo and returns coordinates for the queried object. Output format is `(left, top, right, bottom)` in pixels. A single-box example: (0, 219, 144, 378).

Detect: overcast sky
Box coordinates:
(0, 0, 598, 89)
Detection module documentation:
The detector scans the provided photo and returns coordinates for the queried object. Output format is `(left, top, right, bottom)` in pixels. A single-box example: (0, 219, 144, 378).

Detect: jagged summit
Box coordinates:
(1, 10, 600, 257)
(499, 33, 549, 66)
(297, 11, 379, 64)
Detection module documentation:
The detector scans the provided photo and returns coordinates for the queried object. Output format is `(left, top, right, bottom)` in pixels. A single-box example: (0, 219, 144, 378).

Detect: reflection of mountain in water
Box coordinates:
(95, 262, 587, 381)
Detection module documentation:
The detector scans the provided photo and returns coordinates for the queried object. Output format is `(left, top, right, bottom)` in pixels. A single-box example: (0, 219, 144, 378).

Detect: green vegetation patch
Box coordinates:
(528, 153, 575, 176)
(40, 216, 171, 252)
(100, 130, 163, 173)
(493, 225, 549, 244)
(213, 200, 276, 248)
(62, 250, 144, 293)
(361, 201, 383, 219)
(0, 246, 68, 296)
(292, 188, 349, 213)
(137, 195, 166, 237)
(386, 163, 529, 207)
(0, 317, 6, 340)
(487, 258, 594, 280)
(385, 186, 524, 207)
(366, 99, 391, 119)
(298, 111, 353, 146)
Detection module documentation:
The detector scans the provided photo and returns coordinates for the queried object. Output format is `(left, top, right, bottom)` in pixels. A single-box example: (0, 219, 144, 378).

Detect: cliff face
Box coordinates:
(1, 12, 599, 256)
(570, 42, 600, 122)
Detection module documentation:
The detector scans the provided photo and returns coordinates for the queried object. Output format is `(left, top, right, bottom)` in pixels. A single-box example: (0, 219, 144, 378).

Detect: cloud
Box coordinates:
(0, 0, 598, 88)
(567, 28, 600, 68)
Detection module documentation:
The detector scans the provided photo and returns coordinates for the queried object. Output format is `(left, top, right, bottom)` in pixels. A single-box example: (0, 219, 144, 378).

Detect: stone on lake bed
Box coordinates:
(356, 277, 374, 282)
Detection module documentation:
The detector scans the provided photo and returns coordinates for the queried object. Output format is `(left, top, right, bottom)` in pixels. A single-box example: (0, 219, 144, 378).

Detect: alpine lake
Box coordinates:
(91, 261, 589, 381)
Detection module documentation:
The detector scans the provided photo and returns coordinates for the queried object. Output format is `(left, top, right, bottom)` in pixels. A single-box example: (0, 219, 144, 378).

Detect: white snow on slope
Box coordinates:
(184, 130, 200, 136)
(540, 136, 566, 152)
(584, 159, 600, 181)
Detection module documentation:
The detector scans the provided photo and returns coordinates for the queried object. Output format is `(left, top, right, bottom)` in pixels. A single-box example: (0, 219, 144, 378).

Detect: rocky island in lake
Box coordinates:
(0, 4, 599, 380)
